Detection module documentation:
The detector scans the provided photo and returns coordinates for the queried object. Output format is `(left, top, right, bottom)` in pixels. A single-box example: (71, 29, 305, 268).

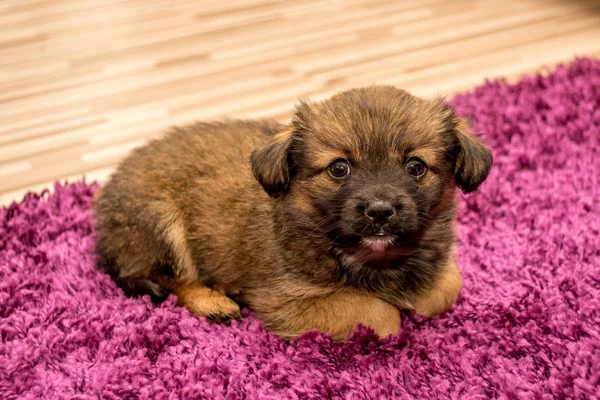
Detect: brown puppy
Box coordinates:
(94, 86, 492, 341)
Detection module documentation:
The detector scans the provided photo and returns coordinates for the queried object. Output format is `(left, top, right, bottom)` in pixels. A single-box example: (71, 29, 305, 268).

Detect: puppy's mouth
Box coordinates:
(360, 233, 396, 253)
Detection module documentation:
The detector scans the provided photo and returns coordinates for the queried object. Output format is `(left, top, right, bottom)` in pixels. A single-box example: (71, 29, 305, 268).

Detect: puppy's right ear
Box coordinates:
(250, 127, 295, 198)
(453, 119, 493, 194)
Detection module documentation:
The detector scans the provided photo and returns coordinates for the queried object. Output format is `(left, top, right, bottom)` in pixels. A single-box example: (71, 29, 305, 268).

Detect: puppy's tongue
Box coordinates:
(362, 236, 394, 252)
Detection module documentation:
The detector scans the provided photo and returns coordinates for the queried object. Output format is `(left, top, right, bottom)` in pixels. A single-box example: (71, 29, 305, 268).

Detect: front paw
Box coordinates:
(261, 291, 401, 341)
(413, 261, 463, 318)
(364, 299, 402, 339)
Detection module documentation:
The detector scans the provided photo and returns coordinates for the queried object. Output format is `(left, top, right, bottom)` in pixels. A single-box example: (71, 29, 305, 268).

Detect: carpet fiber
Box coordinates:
(1, 58, 599, 399)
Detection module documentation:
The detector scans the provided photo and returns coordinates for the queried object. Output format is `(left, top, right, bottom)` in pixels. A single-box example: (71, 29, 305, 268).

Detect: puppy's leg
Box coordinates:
(175, 284, 241, 323)
(412, 258, 463, 318)
(157, 211, 242, 323)
(257, 290, 400, 341)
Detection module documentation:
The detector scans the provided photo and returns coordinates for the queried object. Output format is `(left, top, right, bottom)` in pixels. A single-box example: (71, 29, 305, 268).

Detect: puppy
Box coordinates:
(94, 86, 492, 341)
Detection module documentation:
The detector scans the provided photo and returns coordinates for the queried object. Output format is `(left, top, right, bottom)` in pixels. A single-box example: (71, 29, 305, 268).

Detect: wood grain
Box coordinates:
(1, 0, 599, 205)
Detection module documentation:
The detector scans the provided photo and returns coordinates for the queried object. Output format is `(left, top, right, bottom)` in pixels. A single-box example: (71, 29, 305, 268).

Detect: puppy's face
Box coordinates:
(251, 86, 492, 257)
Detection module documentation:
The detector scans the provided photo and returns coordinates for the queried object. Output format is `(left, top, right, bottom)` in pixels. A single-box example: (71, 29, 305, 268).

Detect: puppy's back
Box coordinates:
(94, 120, 281, 300)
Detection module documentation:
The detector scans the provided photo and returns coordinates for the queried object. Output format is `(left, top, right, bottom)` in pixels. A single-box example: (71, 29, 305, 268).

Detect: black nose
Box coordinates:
(364, 201, 395, 223)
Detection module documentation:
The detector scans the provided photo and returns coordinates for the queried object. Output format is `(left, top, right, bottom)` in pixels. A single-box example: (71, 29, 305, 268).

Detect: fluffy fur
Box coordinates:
(94, 86, 491, 340)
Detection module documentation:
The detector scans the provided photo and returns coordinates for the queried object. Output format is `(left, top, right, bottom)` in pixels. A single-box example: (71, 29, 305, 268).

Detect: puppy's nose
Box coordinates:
(364, 201, 395, 223)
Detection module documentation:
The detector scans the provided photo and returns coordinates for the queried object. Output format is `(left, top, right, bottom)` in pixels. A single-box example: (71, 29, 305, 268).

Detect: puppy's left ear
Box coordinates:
(452, 119, 493, 194)
(250, 127, 295, 198)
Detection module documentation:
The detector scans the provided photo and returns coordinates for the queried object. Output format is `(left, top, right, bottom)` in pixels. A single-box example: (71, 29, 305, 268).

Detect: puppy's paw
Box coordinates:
(200, 293, 241, 324)
(176, 285, 241, 324)
(262, 290, 401, 341)
(365, 300, 402, 339)
(204, 296, 241, 324)
(412, 260, 463, 318)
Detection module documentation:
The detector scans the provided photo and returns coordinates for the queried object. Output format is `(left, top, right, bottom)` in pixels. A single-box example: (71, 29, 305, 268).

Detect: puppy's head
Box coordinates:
(251, 86, 492, 256)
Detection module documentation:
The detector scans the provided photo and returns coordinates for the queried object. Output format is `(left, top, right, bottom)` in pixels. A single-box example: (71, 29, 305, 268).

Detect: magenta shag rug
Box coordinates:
(1, 58, 600, 399)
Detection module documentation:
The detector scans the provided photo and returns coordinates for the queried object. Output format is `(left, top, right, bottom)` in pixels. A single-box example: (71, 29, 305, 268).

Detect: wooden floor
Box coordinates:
(1, 0, 599, 206)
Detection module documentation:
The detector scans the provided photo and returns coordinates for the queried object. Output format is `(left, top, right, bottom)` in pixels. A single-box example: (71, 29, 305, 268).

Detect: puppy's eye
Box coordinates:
(327, 160, 351, 179)
(406, 158, 427, 179)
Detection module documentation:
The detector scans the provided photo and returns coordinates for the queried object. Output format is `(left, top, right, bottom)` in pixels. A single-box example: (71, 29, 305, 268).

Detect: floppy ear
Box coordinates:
(453, 119, 493, 193)
(250, 127, 295, 198)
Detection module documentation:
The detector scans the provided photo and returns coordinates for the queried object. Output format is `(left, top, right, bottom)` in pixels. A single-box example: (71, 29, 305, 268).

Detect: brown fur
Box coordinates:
(94, 86, 492, 340)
